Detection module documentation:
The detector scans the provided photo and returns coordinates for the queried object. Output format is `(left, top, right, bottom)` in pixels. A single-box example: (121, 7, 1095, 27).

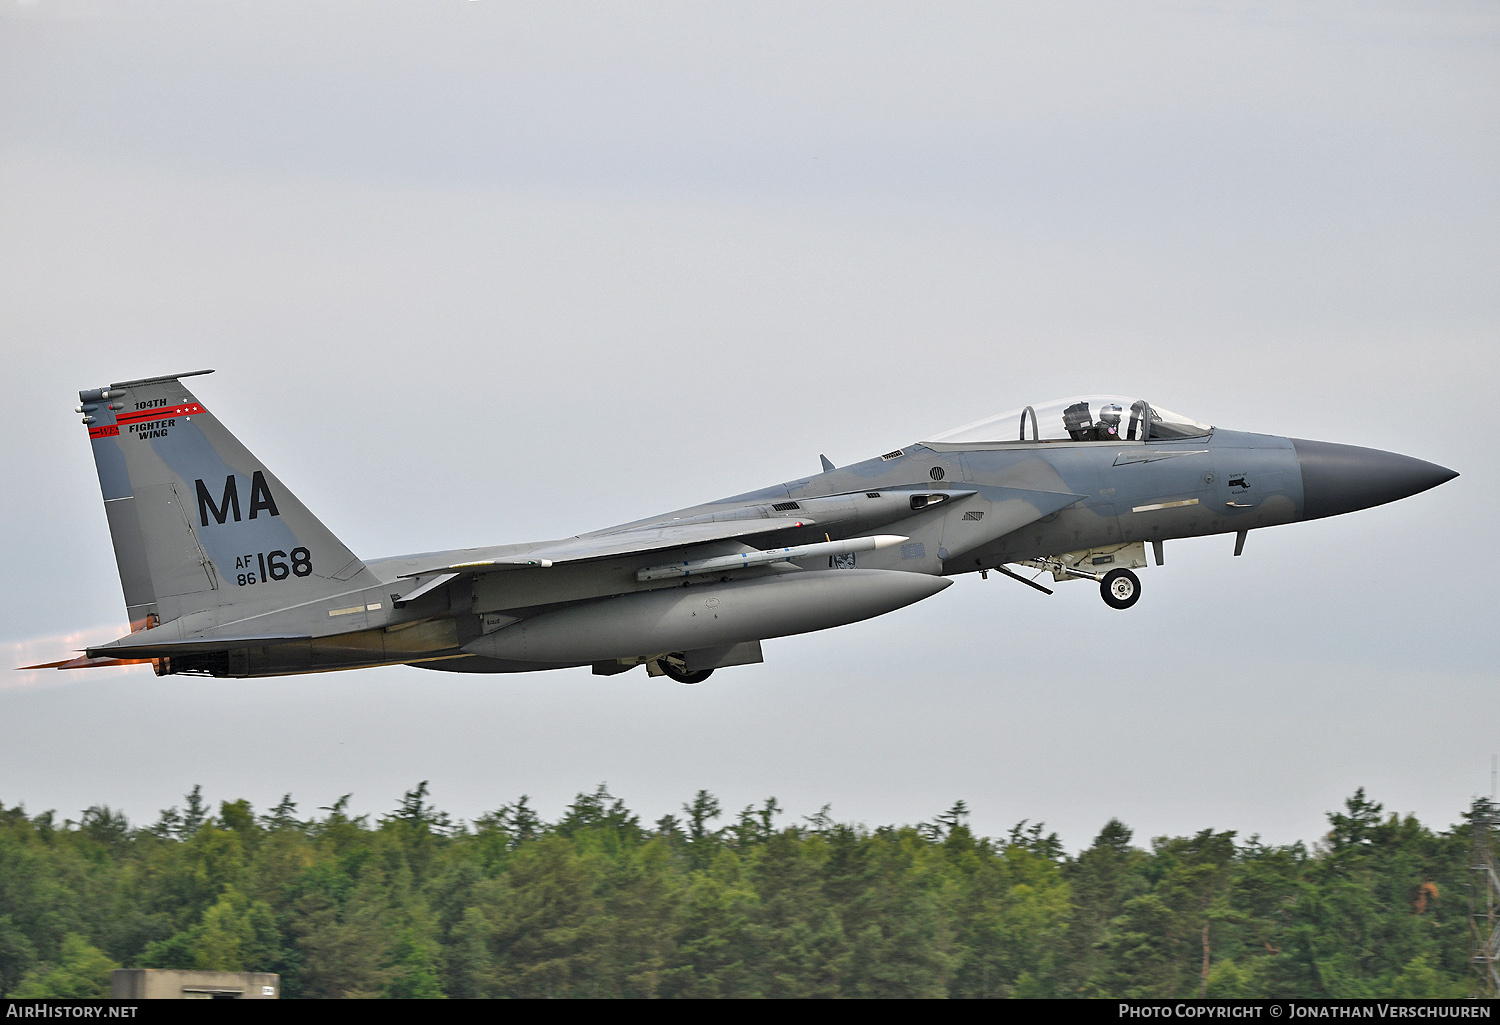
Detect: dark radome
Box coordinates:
(1292, 439, 1458, 521)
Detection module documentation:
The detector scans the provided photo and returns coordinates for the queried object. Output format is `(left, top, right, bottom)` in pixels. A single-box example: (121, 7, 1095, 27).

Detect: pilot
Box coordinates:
(1093, 403, 1123, 441)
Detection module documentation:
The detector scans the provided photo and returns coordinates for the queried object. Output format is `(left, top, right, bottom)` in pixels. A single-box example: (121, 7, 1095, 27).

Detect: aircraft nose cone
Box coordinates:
(1291, 439, 1458, 521)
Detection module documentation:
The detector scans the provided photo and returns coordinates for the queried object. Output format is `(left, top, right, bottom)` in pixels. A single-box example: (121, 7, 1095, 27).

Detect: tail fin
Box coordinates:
(80, 371, 377, 628)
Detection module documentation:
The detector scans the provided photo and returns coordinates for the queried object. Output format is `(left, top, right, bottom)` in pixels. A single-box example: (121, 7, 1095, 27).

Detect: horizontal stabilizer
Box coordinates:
(17, 654, 154, 671)
(87, 634, 311, 659)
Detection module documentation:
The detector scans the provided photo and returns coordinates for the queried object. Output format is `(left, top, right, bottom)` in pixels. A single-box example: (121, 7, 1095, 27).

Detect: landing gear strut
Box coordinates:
(1100, 568, 1141, 610)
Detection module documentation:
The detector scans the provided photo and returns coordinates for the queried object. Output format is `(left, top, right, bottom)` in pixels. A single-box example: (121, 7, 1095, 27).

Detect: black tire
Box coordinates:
(1100, 568, 1141, 610)
(660, 662, 714, 685)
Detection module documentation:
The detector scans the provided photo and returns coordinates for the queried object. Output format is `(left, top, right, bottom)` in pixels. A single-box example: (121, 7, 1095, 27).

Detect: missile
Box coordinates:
(463, 568, 951, 665)
(635, 534, 908, 582)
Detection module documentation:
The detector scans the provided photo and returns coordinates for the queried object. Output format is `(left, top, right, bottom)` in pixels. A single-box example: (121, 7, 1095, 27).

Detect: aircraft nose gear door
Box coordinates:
(1100, 568, 1141, 610)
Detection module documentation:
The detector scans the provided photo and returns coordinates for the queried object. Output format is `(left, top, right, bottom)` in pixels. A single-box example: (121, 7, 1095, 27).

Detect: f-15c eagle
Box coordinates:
(28, 371, 1456, 683)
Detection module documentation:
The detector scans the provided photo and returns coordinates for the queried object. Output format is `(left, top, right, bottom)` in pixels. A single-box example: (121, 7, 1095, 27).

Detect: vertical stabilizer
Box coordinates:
(79, 371, 377, 627)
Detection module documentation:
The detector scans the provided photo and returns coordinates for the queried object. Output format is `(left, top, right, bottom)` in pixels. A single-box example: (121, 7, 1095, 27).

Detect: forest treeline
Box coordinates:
(0, 784, 1487, 998)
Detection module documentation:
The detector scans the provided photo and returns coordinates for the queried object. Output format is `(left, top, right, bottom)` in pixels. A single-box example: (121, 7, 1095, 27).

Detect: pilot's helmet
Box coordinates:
(1098, 403, 1123, 427)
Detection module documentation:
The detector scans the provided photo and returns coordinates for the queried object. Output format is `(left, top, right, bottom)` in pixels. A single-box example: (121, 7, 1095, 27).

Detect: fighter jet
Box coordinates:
(28, 371, 1457, 683)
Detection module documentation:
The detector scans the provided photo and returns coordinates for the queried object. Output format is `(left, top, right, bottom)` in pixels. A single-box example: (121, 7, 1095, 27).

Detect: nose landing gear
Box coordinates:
(1001, 545, 1147, 609)
(1100, 568, 1141, 610)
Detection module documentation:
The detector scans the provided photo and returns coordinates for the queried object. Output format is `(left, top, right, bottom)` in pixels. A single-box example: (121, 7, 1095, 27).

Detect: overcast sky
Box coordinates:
(2, 0, 1495, 851)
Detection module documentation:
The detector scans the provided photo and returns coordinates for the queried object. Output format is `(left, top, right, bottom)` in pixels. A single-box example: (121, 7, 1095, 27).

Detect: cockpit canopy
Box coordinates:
(925, 395, 1212, 445)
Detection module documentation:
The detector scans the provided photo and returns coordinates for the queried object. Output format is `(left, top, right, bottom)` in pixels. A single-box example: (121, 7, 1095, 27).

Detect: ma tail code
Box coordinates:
(195, 472, 281, 527)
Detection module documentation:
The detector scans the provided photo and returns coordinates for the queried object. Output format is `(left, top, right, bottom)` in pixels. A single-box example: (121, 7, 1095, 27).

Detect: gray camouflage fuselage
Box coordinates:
(62, 373, 1456, 681)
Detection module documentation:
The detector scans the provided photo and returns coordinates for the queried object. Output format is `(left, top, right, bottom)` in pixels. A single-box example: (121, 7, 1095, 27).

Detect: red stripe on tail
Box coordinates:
(114, 403, 204, 425)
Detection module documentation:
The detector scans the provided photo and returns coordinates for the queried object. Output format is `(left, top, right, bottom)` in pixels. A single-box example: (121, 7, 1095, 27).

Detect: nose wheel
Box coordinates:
(1100, 568, 1141, 610)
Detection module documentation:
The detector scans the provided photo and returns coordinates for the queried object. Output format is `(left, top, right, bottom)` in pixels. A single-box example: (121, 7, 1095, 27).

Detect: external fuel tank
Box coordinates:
(462, 568, 951, 665)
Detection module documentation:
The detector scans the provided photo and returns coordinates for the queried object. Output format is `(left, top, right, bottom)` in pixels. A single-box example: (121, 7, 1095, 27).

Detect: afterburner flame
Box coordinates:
(6, 625, 140, 688)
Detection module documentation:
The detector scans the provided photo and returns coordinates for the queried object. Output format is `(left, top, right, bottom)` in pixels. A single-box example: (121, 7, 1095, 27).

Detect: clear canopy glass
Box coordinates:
(925, 395, 1211, 445)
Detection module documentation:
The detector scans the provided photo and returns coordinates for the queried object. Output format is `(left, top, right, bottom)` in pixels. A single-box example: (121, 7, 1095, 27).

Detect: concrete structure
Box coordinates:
(111, 969, 279, 999)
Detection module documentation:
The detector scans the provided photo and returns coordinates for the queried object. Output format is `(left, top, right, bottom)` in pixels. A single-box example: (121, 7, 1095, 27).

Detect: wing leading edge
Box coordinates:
(395, 515, 818, 578)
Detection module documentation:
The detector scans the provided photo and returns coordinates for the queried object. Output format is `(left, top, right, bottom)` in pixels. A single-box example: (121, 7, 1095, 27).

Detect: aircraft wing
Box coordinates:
(78, 520, 821, 658)
(400, 515, 818, 577)
(539, 516, 819, 563)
